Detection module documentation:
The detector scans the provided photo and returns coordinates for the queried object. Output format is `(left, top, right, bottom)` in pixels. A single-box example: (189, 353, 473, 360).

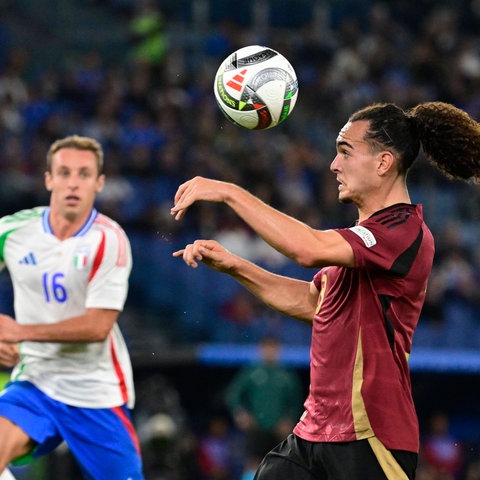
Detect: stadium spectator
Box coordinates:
(196, 413, 240, 480)
(420, 411, 465, 480)
(225, 336, 303, 480)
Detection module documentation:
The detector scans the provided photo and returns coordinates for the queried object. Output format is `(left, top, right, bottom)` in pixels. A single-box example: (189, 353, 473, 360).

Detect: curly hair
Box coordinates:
(349, 101, 480, 180)
(409, 102, 480, 180)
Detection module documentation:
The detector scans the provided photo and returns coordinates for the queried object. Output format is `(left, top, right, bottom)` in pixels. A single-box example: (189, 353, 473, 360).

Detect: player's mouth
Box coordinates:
(65, 195, 80, 205)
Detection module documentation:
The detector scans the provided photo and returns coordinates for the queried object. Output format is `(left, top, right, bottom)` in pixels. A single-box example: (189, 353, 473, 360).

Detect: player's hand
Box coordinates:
(172, 239, 235, 271)
(170, 177, 229, 221)
(0, 342, 19, 367)
(0, 314, 22, 343)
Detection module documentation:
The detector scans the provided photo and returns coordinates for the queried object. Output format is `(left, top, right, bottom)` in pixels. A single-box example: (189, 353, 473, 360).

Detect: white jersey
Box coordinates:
(0, 207, 135, 409)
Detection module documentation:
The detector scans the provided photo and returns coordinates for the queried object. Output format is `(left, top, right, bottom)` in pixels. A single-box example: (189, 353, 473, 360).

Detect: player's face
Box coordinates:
(45, 148, 105, 221)
(330, 120, 383, 206)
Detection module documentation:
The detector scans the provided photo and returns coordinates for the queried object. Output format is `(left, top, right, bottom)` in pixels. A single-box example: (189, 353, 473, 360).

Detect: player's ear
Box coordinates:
(45, 171, 52, 191)
(377, 151, 395, 176)
(96, 174, 105, 192)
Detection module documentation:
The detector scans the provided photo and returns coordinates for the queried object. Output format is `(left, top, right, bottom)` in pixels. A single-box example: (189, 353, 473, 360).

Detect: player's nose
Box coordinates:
(330, 154, 341, 173)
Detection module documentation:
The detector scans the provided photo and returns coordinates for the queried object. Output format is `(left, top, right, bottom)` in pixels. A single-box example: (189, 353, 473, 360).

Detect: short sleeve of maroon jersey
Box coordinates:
(336, 205, 426, 275)
(313, 271, 322, 291)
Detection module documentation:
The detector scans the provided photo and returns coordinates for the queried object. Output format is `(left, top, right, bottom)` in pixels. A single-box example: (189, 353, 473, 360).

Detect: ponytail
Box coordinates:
(409, 102, 480, 180)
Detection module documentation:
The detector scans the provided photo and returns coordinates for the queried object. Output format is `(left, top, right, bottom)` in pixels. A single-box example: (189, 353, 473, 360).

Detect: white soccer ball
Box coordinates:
(213, 45, 299, 130)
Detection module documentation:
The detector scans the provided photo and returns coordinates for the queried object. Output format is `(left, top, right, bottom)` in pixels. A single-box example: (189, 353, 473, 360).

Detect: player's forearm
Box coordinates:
(228, 255, 315, 324)
(8, 309, 117, 343)
(224, 184, 322, 267)
(17, 321, 103, 343)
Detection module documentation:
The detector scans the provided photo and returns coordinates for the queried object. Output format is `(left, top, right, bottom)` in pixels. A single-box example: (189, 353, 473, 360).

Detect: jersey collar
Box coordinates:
(42, 207, 99, 237)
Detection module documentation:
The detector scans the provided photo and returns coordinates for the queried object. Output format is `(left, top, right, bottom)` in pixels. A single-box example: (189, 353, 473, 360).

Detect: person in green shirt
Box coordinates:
(225, 336, 304, 480)
(129, 0, 167, 67)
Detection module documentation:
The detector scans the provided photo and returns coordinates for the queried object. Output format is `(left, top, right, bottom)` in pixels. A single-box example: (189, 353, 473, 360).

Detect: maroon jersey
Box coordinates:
(293, 204, 434, 453)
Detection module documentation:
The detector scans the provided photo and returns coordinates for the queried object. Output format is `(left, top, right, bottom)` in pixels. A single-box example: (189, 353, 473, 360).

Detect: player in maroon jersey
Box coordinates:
(171, 102, 480, 480)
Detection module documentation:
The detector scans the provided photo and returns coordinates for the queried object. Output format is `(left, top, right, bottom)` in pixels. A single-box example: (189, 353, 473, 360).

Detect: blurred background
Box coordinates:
(1, 0, 480, 478)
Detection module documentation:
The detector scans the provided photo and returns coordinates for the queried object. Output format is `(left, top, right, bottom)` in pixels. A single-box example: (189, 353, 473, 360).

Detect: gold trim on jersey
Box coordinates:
(351, 327, 375, 438)
(315, 273, 327, 315)
(368, 436, 409, 480)
(351, 330, 409, 480)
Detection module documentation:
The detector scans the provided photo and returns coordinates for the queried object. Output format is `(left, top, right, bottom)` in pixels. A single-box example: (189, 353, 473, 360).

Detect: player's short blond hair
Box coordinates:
(46, 135, 104, 175)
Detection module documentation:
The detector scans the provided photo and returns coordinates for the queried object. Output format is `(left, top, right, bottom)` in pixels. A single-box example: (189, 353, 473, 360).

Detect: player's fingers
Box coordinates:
(183, 244, 204, 268)
(197, 239, 216, 249)
(198, 244, 219, 259)
(173, 181, 189, 205)
(171, 208, 187, 221)
(197, 244, 229, 270)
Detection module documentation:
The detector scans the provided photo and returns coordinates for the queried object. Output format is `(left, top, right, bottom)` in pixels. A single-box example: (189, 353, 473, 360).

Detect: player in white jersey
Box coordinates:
(0, 470, 15, 480)
(0, 136, 144, 479)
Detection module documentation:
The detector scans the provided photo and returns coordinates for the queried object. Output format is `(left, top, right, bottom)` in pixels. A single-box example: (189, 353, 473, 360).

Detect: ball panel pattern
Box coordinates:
(214, 45, 298, 130)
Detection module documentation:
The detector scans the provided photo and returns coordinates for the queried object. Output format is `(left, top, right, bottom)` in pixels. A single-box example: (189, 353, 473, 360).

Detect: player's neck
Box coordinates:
(48, 208, 93, 240)
(357, 185, 411, 223)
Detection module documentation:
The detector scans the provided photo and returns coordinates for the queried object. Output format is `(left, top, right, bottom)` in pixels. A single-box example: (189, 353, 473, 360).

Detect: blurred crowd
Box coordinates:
(1, 0, 480, 350)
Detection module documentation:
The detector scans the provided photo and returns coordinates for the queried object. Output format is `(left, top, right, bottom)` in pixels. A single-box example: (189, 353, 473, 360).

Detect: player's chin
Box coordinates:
(338, 193, 353, 204)
(63, 205, 84, 220)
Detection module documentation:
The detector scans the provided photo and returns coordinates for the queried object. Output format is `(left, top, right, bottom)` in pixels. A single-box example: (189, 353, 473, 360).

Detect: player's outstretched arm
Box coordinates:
(171, 176, 354, 268)
(173, 239, 317, 323)
(0, 309, 118, 343)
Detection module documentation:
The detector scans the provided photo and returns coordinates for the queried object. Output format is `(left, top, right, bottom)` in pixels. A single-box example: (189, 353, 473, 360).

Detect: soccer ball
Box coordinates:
(213, 45, 299, 130)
